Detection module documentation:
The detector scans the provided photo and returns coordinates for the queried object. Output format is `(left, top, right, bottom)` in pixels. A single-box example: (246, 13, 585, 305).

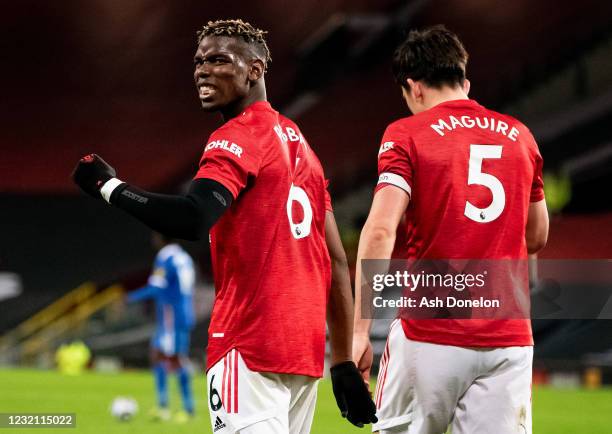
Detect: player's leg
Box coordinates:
(286, 374, 319, 434)
(150, 336, 170, 420)
(451, 346, 533, 434)
(378, 424, 410, 434)
(174, 330, 195, 418)
(152, 359, 169, 409)
(373, 320, 479, 434)
(234, 374, 317, 434)
(206, 349, 290, 434)
(236, 417, 286, 433)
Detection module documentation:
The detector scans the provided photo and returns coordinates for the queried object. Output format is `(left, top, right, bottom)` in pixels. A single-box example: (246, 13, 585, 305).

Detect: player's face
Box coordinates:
(151, 232, 164, 250)
(193, 36, 252, 112)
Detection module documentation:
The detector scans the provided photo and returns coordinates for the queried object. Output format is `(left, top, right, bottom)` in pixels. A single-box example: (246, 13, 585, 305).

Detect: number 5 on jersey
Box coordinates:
(464, 144, 505, 223)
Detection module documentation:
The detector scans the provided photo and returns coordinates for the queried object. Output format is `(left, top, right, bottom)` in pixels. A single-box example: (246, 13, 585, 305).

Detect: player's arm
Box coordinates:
(353, 185, 409, 382)
(325, 210, 353, 365)
(126, 283, 164, 303)
(526, 199, 549, 254)
(325, 210, 378, 427)
(71, 154, 232, 241)
(127, 261, 171, 303)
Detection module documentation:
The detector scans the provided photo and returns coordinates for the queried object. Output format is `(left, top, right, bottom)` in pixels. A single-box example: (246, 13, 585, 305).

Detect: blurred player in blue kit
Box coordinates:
(127, 232, 196, 422)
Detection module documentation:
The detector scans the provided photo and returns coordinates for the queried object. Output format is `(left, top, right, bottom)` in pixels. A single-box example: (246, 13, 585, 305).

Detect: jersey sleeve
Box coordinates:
(528, 133, 545, 202)
(194, 127, 263, 199)
(324, 179, 333, 212)
(375, 124, 414, 197)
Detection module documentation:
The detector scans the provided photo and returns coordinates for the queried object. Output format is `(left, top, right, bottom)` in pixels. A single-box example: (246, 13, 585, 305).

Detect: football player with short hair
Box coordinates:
(72, 18, 376, 434)
(352, 25, 549, 434)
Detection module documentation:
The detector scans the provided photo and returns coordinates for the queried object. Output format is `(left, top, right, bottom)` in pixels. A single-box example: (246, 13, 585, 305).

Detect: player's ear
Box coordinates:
(407, 78, 422, 101)
(463, 79, 471, 96)
(248, 59, 265, 82)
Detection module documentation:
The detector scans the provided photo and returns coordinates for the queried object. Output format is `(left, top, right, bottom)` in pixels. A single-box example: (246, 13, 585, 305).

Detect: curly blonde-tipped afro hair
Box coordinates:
(197, 19, 272, 71)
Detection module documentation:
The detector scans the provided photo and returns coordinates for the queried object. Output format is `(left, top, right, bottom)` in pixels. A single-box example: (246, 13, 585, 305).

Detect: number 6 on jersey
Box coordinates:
(464, 144, 505, 223)
(287, 184, 313, 239)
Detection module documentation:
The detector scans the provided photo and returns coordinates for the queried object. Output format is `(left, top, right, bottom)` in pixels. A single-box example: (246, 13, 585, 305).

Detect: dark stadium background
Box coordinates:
(2, 0, 612, 388)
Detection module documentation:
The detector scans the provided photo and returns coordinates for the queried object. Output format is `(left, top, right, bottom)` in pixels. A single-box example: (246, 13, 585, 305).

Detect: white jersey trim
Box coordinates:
(378, 172, 412, 196)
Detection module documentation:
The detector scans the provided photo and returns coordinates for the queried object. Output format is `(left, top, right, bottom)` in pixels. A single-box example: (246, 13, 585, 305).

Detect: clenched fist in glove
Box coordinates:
(331, 361, 378, 427)
(71, 154, 117, 199)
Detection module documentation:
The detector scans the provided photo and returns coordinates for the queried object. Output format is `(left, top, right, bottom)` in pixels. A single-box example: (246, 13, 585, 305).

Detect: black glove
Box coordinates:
(330, 361, 378, 427)
(71, 153, 116, 199)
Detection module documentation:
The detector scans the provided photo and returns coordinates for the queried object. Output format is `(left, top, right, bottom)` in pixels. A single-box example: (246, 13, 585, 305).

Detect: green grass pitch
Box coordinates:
(1, 368, 611, 433)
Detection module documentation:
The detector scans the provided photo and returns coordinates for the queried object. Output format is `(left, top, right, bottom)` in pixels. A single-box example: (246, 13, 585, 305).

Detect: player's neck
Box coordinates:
(221, 84, 268, 122)
(423, 87, 469, 111)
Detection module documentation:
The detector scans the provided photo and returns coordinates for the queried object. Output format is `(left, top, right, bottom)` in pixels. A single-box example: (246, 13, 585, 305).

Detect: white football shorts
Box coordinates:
(373, 320, 532, 434)
(206, 349, 319, 434)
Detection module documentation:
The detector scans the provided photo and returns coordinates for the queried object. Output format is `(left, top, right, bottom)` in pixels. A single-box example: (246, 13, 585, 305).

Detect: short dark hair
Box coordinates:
(392, 25, 468, 89)
(196, 19, 272, 71)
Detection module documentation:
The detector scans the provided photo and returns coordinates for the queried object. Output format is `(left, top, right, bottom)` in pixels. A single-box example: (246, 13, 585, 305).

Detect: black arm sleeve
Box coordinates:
(109, 178, 233, 241)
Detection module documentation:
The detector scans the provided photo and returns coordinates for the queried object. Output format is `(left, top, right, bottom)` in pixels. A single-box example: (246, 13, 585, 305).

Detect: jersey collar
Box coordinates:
(432, 99, 482, 110)
(241, 100, 273, 115)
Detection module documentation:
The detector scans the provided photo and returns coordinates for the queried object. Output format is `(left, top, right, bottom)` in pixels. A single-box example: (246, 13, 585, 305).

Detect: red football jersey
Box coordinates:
(194, 101, 331, 377)
(376, 99, 544, 347)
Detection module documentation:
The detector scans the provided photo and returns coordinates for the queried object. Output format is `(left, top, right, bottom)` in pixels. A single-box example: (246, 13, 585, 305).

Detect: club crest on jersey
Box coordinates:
(205, 140, 243, 158)
(379, 141, 394, 155)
